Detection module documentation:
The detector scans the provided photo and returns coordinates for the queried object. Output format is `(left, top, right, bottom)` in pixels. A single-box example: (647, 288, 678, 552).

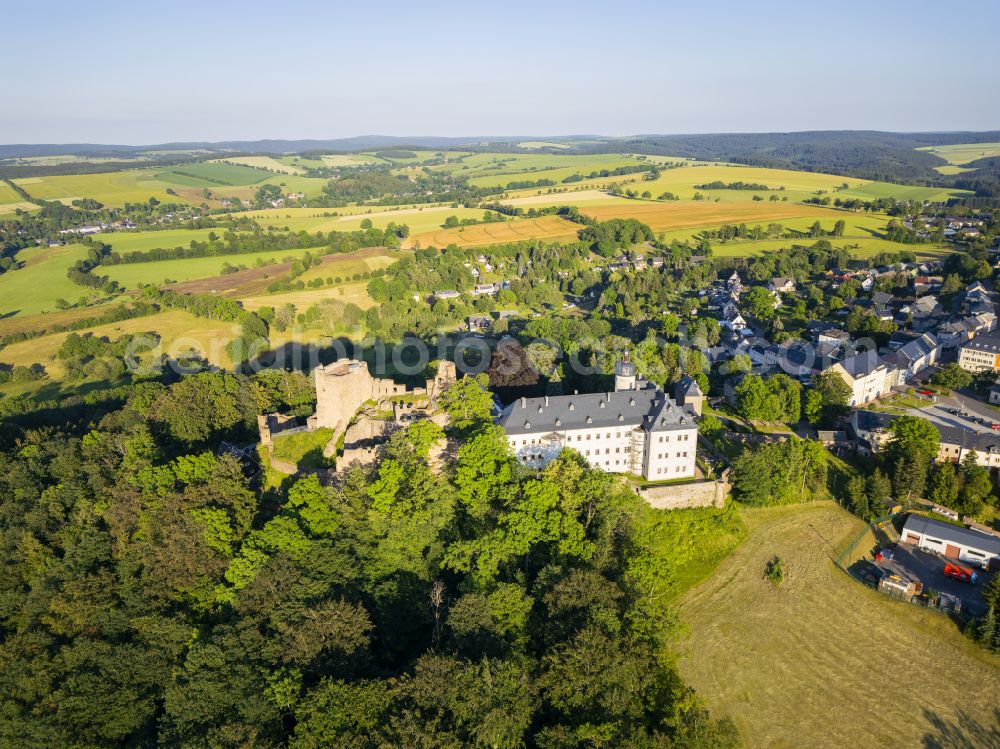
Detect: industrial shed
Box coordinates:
(901, 514, 1000, 570)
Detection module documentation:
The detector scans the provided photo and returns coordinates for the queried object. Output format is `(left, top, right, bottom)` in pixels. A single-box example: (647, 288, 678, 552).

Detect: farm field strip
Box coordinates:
(215, 156, 304, 175)
(578, 200, 842, 233)
(404, 214, 583, 249)
(13, 170, 191, 208)
(678, 502, 1000, 749)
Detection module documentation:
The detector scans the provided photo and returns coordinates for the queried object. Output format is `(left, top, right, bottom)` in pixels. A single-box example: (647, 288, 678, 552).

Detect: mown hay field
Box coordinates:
(677, 501, 1000, 749)
(405, 214, 583, 249)
(157, 161, 272, 187)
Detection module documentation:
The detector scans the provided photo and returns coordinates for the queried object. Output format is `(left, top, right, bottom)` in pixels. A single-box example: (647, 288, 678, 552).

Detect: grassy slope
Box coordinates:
(677, 501, 1000, 749)
(0, 309, 238, 375)
(101, 245, 331, 288)
(0, 244, 99, 316)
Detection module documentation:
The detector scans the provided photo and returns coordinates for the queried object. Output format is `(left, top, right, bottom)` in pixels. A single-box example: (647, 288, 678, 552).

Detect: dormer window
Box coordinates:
(569, 403, 575, 411)
(586, 415, 593, 423)
(599, 401, 606, 408)
(629, 398, 635, 406)
(618, 415, 624, 421)
(555, 418, 561, 426)
(524, 421, 531, 428)
(538, 406, 543, 413)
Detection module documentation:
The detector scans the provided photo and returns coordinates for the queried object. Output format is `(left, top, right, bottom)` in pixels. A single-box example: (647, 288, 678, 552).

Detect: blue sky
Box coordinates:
(4, 0, 999, 144)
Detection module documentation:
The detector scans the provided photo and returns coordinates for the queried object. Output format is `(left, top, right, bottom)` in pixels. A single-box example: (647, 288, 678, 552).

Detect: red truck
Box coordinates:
(943, 562, 979, 584)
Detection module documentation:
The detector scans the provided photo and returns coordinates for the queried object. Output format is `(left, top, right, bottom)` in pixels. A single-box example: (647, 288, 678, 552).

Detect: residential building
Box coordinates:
(496, 360, 699, 481)
(901, 515, 1000, 570)
(828, 350, 897, 406)
(958, 334, 1000, 372)
(889, 332, 940, 383)
(768, 277, 795, 293)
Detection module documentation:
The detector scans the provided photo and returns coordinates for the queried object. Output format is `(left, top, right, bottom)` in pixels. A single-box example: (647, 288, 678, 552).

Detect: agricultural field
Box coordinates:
(577, 199, 839, 234)
(517, 141, 570, 150)
(157, 161, 273, 187)
(0, 181, 35, 215)
(835, 182, 973, 203)
(216, 156, 304, 175)
(241, 280, 376, 313)
(918, 141, 1000, 165)
(93, 227, 237, 254)
(0, 244, 101, 316)
(0, 309, 240, 375)
(235, 204, 481, 234)
(318, 154, 384, 168)
(101, 245, 333, 288)
(677, 502, 1000, 749)
(404, 214, 584, 249)
(12, 170, 189, 208)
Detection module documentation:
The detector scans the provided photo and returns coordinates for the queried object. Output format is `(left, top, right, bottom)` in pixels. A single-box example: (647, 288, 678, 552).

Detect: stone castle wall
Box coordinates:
(637, 477, 729, 511)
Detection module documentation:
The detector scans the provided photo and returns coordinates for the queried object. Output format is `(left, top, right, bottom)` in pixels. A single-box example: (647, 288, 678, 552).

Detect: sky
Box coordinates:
(3, 0, 999, 144)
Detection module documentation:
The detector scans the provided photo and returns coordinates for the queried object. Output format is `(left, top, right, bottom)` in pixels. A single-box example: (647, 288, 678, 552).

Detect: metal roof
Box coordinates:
(902, 514, 1000, 555)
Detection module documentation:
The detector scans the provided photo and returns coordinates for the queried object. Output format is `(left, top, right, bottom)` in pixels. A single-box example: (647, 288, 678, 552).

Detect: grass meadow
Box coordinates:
(677, 501, 1000, 749)
(0, 244, 100, 316)
(94, 228, 236, 254)
(404, 214, 583, 249)
(216, 156, 304, 175)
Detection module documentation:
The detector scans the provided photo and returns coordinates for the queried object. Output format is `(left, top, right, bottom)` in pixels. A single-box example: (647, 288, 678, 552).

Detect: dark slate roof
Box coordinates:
(497, 389, 695, 436)
(675, 375, 703, 398)
(963, 334, 1000, 353)
(839, 349, 885, 377)
(902, 514, 1000, 555)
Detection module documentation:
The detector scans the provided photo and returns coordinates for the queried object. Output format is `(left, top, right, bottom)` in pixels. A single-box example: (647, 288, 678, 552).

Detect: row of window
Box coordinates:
(654, 465, 691, 475)
(655, 452, 689, 459)
(656, 433, 691, 443)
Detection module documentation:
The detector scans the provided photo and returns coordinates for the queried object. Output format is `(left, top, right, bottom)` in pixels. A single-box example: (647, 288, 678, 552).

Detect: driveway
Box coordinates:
(874, 543, 994, 617)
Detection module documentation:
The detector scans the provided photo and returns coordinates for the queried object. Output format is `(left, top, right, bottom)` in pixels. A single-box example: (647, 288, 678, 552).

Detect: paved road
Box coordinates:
(906, 403, 1000, 434)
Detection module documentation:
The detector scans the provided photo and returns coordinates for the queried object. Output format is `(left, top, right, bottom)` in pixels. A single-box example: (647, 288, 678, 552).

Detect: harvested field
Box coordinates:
(578, 200, 838, 233)
(405, 215, 583, 249)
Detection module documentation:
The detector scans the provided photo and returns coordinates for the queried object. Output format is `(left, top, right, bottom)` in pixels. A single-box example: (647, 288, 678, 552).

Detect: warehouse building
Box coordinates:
(901, 514, 1000, 570)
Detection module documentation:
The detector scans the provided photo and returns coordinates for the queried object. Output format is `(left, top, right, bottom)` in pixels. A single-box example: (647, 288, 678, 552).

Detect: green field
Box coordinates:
(157, 161, 273, 187)
(918, 141, 1000, 165)
(94, 228, 238, 254)
(517, 141, 570, 150)
(13, 170, 190, 208)
(0, 181, 36, 215)
(836, 182, 972, 203)
(0, 244, 104, 316)
(101, 245, 330, 288)
(678, 502, 1000, 749)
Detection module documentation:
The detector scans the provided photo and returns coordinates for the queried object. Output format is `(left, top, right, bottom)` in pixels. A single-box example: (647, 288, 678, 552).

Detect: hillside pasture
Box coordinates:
(0, 244, 107, 316)
(517, 141, 570, 150)
(836, 182, 974, 203)
(677, 502, 1000, 748)
(0, 309, 240, 374)
(319, 154, 385, 167)
(12, 170, 189, 208)
(404, 214, 584, 249)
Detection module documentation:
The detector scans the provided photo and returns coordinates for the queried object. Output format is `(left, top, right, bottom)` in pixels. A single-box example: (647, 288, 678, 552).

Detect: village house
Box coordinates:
(768, 277, 795, 294)
(901, 515, 1000, 570)
(828, 350, 898, 407)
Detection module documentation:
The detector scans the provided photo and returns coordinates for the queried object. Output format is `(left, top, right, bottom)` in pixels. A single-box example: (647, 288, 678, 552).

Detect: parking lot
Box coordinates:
(872, 543, 995, 617)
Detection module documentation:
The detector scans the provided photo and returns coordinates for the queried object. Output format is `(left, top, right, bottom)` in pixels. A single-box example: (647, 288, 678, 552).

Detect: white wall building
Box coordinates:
(496, 361, 699, 481)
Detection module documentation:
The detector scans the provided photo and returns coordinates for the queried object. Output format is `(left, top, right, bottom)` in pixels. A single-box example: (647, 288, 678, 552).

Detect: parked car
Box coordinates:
(991, 424, 1000, 431)
(918, 389, 933, 396)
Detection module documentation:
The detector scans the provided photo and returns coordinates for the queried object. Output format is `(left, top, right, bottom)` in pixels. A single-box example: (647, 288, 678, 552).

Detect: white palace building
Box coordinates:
(496, 358, 702, 481)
